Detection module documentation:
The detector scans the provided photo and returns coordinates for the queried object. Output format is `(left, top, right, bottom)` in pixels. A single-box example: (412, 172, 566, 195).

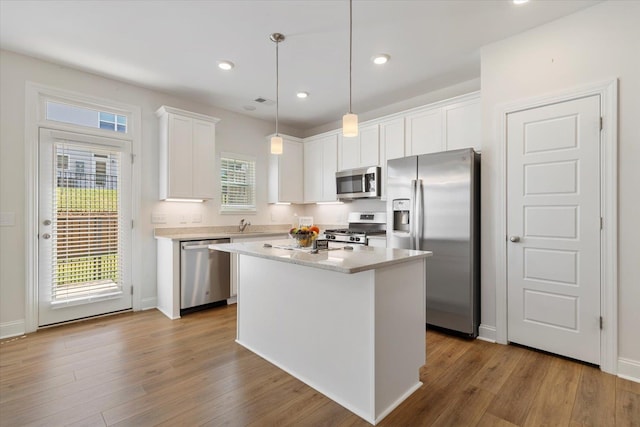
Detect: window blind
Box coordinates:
(220, 156, 256, 212)
(51, 143, 123, 302)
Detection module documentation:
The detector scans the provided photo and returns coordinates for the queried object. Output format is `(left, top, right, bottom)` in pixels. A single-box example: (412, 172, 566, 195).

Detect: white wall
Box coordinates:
(480, 1, 640, 369)
(0, 49, 306, 331)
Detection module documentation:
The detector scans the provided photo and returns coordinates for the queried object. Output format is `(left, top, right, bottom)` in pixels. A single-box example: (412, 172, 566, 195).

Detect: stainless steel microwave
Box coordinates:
(336, 166, 381, 200)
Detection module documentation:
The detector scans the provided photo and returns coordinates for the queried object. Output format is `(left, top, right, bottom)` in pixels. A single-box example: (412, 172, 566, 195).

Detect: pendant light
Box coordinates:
(270, 33, 285, 155)
(342, 0, 358, 137)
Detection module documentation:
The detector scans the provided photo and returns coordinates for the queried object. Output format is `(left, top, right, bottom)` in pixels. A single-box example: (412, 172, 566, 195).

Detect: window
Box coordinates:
(45, 101, 128, 134)
(220, 154, 256, 212)
(57, 154, 69, 170)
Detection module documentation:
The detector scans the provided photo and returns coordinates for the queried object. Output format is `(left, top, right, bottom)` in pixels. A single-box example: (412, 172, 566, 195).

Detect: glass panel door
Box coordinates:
(38, 129, 132, 326)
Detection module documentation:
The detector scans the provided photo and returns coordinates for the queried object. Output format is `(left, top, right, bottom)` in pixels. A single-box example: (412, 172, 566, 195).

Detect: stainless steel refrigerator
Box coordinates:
(386, 148, 480, 337)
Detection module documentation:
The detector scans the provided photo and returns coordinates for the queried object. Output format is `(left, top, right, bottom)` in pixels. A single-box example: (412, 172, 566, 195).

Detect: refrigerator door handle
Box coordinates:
(415, 179, 423, 250)
(410, 179, 417, 250)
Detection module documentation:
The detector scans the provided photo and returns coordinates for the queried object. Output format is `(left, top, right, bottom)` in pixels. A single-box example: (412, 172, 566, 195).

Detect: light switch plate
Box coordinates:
(0, 212, 15, 226)
(179, 214, 188, 224)
(191, 213, 202, 223)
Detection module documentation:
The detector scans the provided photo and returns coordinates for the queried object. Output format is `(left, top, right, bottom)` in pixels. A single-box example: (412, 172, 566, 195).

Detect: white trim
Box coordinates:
(477, 324, 497, 343)
(617, 358, 640, 384)
(0, 319, 26, 339)
(141, 297, 158, 311)
(24, 82, 143, 333)
(494, 79, 618, 374)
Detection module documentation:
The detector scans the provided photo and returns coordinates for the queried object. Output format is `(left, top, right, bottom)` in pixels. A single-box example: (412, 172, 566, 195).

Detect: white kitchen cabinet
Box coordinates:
(230, 234, 288, 297)
(405, 107, 442, 156)
(156, 106, 220, 200)
(443, 97, 481, 152)
(304, 134, 338, 203)
(366, 236, 387, 248)
(338, 124, 380, 171)
(268, 135, 304, 203)
(379, 117, 405, 200)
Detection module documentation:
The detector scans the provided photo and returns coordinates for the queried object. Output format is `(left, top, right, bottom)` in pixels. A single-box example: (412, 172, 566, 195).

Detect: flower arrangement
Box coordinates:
(288, 225, 320, 248)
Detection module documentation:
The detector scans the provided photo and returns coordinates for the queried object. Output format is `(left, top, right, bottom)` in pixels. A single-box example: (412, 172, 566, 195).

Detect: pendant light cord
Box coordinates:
(275, 38, 279, 136)
(349, 0, 353, 114)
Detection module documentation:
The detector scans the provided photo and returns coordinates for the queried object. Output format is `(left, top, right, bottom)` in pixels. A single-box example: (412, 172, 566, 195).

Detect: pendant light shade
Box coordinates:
(270, 32, 285, 155)
(270, 135, 283, 154)
(343, 113, 358, 137)
(343, 0, 358, 137)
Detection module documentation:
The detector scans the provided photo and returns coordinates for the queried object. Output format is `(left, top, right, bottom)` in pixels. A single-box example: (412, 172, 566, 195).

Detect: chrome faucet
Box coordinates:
(239, 218, 251, 232)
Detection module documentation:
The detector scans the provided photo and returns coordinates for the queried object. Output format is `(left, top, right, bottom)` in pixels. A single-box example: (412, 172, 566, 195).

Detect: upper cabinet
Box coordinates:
(379, 117, 406, 200)
(268, 135, 304, 204)
(338, 124, 380, 171)
(443, 97, 482, 152)
(304, 134, 338, 203)
(156, 106, 220, 200)
(405, 107, 443, 156)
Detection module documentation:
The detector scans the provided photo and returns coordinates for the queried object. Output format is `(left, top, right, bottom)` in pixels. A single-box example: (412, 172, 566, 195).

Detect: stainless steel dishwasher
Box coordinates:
(180, 239, 231, 314)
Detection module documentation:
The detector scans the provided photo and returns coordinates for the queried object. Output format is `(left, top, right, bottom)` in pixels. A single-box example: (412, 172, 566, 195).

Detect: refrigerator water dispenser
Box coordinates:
(392, 199, 411, 232)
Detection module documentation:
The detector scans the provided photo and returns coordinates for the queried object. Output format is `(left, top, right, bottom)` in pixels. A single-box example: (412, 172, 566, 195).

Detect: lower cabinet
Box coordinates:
(367, 236, 387, 248)
(230, 234, 287, 298)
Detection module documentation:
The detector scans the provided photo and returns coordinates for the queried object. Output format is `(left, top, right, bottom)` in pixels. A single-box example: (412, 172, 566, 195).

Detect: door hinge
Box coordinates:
(600, 117, 603, 131)
(131, 220, 134, 229)
(131, 153, 135, 163)
(600, 316, 603, 330)
(600, 217, 604, 230)
(131, 286, 134, 296)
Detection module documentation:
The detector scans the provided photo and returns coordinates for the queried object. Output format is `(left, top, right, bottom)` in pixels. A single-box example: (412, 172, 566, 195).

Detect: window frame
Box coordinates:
(219, 152, 257, 214)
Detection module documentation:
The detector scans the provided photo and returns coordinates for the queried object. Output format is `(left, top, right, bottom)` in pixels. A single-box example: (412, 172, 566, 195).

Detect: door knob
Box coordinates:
(42, 233, 51, 239)
(43, 219, 51, 226)
(509, 236, 520, 242)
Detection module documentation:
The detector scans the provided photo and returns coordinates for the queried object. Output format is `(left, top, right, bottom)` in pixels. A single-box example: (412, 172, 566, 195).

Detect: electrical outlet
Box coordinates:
(179, 214, 188, 224)
(192, 213, 202, 223)
(151, 212, 167, 224)
(0, 212, 15, 226)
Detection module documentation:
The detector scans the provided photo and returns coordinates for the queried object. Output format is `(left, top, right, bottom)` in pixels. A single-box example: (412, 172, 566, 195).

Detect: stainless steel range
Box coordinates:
(324, 212, 386, 245)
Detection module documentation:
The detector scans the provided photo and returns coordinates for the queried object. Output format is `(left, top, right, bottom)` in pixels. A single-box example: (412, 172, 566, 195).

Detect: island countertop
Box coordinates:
(211, 239, 432, 274)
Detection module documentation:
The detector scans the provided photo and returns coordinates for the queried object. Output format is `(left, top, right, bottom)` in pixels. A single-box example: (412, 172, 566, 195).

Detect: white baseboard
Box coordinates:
(618, 357, 640, 383)
(0, 319, 26, 339)
(140, 297, 157, 311)
(477, 324, 497, 343)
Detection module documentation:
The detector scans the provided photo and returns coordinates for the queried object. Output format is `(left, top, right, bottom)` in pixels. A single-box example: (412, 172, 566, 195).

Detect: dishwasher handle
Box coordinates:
(181, 239, 230, 251)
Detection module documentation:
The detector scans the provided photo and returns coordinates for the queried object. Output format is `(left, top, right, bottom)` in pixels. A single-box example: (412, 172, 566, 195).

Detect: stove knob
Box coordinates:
(349, 236, 355, 241)
(355, 237, 361, 242)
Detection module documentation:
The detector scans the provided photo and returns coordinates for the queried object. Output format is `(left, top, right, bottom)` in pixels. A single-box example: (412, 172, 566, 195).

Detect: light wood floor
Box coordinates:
(1, 305, 638, 427)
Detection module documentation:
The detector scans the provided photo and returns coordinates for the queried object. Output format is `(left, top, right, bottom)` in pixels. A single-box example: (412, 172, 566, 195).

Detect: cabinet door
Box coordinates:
(444, 98, 481, 151)
(192, 119, 216, 199)
(168, 114, 193, 197)
(321, 135, 338, 201)
(380, 117, 405, 200)
(359, 124, 379, 167)
(338, 134, 360, 171)
(280, 140, 304, 202)
(406, 108, 442, 156)
(304, 140, 323, 202)
(382, 118, 405, 161)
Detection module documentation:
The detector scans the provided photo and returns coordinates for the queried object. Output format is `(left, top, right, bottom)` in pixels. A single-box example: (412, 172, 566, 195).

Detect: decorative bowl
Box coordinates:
(289, 232, 318, 248)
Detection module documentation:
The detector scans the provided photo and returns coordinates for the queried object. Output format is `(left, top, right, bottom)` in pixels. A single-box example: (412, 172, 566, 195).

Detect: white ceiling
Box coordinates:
(0, 0, 600, 130)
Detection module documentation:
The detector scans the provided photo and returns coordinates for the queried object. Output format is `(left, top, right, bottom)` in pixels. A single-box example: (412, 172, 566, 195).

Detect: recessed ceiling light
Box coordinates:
(297, 92, 309, 99)
(243, 105, 256, 111)
(217, 60, 234, 71)
(372, 54, 390, 65)
(513, 0, 529, 4)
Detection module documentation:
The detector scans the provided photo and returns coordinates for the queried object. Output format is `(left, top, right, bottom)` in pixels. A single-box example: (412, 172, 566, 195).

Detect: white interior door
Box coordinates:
(507, 95, 601, 365)
(38, 129, 132, 326)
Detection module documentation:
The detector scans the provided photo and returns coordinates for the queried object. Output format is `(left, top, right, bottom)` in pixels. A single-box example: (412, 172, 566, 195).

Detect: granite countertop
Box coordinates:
(154, 226, 290, 241)
(211, 239, 432, 274)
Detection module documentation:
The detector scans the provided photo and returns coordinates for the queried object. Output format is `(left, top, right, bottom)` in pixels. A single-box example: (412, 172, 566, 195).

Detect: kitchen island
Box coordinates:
(211, 240, 432, 425)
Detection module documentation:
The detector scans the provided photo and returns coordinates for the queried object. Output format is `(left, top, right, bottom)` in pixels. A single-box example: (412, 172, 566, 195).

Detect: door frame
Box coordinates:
(24, 82, 142, 333)
(494, 79, 618, 374)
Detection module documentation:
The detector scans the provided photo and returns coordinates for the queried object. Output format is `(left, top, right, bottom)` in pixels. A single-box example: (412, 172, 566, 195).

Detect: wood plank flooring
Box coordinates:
(0, 305, 637, 426)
